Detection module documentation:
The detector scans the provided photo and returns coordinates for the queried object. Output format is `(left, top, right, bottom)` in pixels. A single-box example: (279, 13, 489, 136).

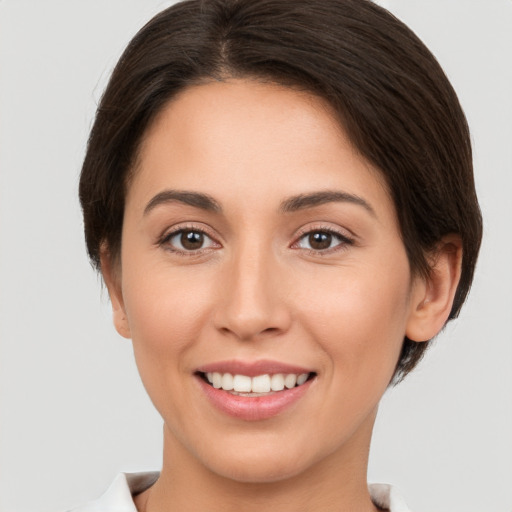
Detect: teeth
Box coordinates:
(270, 374, 285, 391)
(204, 371, 311, 393)
(284, 373, 297, 389)
(222, 373, 234, 390)
(297, 373, 308, 385)
(212, 372, 222, 389)
(252, 374, 271, 393)
(232, 374, 252, 392)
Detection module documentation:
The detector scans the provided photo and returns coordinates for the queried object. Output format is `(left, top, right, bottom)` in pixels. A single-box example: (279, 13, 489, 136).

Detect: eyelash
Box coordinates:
(158, 224, 354, 256)
(158, 224, 220, 257)
(292, 226, 354, 255)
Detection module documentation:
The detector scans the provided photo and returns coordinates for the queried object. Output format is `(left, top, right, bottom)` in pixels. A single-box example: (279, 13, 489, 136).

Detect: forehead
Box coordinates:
(139, 79, 350, 169)
(130, 79, 392, 219)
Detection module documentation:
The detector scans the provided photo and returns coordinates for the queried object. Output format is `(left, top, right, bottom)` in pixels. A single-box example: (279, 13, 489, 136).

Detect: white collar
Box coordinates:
(71, 472, 411, 512)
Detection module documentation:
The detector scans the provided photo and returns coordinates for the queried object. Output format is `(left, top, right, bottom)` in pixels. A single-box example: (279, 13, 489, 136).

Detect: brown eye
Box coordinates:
(296, 229, 351, 252)
(181, 231, 204, 250)
(308, 232, 332, 250)
(165, 229, 216, 252)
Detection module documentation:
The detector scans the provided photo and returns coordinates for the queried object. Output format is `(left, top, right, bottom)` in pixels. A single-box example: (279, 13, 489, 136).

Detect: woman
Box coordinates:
(75, 0, 482, 510)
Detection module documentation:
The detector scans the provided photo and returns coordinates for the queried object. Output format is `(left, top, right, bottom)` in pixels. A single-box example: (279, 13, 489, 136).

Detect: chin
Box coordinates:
(205, 454, 309, 484)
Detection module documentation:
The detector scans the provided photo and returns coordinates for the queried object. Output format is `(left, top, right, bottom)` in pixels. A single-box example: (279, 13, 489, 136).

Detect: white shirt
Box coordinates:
(69, 472, 412, 512)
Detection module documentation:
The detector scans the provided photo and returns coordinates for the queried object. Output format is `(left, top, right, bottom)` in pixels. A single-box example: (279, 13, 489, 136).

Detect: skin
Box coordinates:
(102, 79, 462, 512)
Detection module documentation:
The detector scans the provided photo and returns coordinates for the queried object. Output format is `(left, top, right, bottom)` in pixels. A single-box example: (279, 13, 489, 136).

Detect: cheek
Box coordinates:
(120, 264, 220, 423)
(119, 249, 220, 383)
(125, 273, 213, 349)
(296, 261, 411, 378)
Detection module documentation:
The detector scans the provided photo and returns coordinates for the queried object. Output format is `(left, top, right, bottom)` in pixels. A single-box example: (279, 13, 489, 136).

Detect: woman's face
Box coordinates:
(109, 80, 424, 482)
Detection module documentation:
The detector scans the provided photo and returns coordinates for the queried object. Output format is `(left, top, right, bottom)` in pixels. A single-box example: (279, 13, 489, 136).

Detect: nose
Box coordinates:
(213, 242, 292, 341)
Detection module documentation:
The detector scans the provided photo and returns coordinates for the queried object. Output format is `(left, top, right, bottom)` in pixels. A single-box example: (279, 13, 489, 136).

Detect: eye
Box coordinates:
(162, 228, 218, 253)
(295, 229, 352, 252)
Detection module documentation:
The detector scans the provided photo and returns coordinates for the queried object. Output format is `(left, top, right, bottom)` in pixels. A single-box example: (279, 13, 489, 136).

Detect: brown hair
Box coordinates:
(79, 0, 482, 382)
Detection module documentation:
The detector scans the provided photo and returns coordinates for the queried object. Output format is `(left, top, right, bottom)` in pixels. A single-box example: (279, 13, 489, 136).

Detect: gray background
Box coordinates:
(0, 1, 511, 511)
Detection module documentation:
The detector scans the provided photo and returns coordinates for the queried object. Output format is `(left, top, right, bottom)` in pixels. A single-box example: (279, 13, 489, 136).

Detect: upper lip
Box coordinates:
(196, 359, 314, 377)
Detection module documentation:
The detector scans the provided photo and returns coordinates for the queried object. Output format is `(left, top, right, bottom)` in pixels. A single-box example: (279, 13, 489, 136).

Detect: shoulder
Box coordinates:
(66, 472, 159, 512)
(369, 483, 412, 512)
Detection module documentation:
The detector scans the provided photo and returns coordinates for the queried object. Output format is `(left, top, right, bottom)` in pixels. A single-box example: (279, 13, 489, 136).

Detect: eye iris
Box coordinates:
(181, 231, 204, 250)
(309, 231, 332, 250)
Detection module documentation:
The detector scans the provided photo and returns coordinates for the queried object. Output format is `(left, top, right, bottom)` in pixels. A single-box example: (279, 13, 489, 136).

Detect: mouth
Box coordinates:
(195, 360, 317, 420)
(197, 371, 316, 396)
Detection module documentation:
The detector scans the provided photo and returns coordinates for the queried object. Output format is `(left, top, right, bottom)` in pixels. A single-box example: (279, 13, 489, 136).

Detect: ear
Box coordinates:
(100, 248, 132, 339)
(406, 235, 463, 342)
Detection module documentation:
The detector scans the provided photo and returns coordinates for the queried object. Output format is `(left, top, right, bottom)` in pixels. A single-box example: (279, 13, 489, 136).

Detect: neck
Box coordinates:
(140, 412, 380, 512)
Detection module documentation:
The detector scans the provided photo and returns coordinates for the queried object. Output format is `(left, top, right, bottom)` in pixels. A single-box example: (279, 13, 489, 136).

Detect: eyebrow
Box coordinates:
(144, 190, 222, 215)
(279, 190, 376, 217)
(143, 189, 375, 217)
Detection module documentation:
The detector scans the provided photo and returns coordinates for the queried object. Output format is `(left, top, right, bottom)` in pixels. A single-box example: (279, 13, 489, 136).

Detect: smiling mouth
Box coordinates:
(198, 371, 316, 396)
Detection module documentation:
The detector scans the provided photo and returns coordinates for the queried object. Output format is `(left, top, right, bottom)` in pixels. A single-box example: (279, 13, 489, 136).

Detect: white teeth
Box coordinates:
(270, 373, 285, 391)
(221, 373, 234, 391)
(252, 374, 271, 393)
(204, 371, 311, 392)
(233, 374, 252, 392)
(284, 373, 297, 389)
(297, 373, 308, 385)
(212, 372, 222, 389)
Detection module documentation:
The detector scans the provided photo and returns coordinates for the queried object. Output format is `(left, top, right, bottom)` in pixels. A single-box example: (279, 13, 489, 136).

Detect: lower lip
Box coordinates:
(196, 376, 314, 421)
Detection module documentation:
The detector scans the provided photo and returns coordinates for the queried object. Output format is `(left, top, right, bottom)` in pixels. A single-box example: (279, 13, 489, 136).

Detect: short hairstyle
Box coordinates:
(79, 0, 482, 382)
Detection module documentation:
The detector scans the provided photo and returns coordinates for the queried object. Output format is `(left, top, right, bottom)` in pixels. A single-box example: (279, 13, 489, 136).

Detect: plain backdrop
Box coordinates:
(1, 1, 511, 511)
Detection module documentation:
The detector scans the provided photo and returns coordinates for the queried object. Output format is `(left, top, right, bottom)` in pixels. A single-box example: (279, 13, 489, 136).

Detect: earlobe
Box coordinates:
(100, 249, 132, 339)
(406, 235, 463, 342)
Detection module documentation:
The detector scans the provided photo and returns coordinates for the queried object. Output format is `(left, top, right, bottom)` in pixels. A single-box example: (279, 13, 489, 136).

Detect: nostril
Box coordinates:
(216, 323, 286, 342)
